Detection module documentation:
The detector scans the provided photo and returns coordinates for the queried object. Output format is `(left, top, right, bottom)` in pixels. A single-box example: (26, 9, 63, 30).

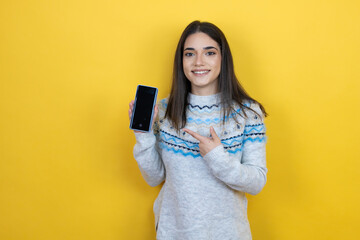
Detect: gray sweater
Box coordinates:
(133, 93, 267, 240)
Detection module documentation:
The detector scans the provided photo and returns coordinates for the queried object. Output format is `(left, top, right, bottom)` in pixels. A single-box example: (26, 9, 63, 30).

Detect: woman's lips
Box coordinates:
(191, 70, 210, 76)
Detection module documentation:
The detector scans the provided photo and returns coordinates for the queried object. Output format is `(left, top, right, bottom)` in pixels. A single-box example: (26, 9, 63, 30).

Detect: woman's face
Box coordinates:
(183, 32, 221, 96)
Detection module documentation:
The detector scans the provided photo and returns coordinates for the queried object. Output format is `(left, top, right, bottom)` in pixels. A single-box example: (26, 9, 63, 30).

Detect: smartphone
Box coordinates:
(129, 85, 158, 132)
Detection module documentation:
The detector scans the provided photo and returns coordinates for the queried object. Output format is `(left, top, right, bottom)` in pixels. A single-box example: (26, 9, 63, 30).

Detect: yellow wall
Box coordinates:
(1, 0, 359, 239)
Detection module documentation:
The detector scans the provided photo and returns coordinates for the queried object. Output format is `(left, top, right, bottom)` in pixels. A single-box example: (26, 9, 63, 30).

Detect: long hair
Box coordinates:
(165, 20, 268, 131)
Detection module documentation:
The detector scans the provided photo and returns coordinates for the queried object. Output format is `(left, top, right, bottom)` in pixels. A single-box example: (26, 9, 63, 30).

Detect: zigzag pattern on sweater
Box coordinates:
(187, 104, 220, 114)
(188, 103, 250, 110)
(187, 103, 251, 115)
(243, 123, 266, 142)
(188, 103, 219, 110)
(244, 123, 265, 133)
(160, 140, 258, 158)
(158, 129, 266, 158)
(160, 130, 247, 148)
(159, 141, 246, 158)
(159, 141, 202, 158)
(160, 130, 199, 149)
(187, 108, 243, 124)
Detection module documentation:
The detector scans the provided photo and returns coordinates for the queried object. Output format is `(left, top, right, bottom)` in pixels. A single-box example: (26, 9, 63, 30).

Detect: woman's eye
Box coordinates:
(206, 51, 216, 56)
(184, 52, 194, 57)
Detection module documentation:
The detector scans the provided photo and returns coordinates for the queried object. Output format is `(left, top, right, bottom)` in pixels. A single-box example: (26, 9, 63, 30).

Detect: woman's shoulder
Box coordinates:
(242, 99, 263, 114)
(233, 99, 265, 124)
(158, 97, 168, 108)
(157, 97, 169, 118)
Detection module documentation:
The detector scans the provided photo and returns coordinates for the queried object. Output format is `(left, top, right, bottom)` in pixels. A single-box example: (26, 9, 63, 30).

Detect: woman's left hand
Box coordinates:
(183, 127, 222, 157)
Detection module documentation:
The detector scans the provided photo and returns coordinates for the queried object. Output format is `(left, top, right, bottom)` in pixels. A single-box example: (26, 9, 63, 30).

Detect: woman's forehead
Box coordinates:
(184, 32, 219, 49)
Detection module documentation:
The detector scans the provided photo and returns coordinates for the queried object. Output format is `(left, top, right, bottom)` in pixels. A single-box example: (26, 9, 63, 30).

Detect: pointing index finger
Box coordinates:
(183, 128, 207, 142)
(210, 126, 220, 140)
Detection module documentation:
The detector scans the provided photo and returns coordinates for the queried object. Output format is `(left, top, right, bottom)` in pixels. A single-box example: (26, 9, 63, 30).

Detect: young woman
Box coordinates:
(129, 20, 268, 240)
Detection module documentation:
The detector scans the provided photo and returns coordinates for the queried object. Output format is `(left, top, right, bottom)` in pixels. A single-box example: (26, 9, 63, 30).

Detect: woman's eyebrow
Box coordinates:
(184, 46, 218, 51)
(204, 46, 218, 50)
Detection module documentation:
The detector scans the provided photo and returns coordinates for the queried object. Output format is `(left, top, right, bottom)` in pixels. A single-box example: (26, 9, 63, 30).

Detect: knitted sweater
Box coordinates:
(133, 93, 267, 240)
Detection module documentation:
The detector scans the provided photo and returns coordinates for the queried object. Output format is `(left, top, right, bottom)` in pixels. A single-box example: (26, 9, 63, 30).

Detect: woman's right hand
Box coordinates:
(128, 100, 158, 133)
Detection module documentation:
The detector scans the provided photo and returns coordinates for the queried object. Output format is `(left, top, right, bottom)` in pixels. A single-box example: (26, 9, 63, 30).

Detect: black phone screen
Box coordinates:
(130, 85, 158, 132)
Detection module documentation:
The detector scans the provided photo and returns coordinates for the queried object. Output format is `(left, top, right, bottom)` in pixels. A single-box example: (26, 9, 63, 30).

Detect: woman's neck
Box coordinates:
(190, 87, 219, 96)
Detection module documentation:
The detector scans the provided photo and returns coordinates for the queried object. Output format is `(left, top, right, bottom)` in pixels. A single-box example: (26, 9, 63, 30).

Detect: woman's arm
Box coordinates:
(203, 139, 266, 195)
(129, 101, 165, 187)
(133, 131, 166, 187)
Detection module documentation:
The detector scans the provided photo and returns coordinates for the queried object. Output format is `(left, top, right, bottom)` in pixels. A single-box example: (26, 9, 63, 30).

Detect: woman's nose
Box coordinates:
(195, 54, 204, 66)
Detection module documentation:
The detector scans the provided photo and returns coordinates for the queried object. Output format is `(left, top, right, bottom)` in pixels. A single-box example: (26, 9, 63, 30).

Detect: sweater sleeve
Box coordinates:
(133, 127, 166, 187)
(203, 103, 267, 195)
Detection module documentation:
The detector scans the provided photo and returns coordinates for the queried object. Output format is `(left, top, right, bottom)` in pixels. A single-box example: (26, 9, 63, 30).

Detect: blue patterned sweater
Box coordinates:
(133, 93, 267, 240)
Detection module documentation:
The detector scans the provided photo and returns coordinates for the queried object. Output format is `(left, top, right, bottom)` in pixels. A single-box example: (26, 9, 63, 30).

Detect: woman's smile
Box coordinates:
(192, 69, 211, 76)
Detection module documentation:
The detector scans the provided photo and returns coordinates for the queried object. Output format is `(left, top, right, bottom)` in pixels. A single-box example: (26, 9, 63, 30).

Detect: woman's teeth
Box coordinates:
(193, 70, 210, 74)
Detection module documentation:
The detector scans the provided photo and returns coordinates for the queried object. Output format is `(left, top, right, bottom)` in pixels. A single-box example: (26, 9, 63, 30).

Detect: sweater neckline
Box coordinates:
(188, 92, 221, 106)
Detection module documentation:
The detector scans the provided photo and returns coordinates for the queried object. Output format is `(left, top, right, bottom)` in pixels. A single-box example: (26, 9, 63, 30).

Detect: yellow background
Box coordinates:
(1, 0, 359, 239)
